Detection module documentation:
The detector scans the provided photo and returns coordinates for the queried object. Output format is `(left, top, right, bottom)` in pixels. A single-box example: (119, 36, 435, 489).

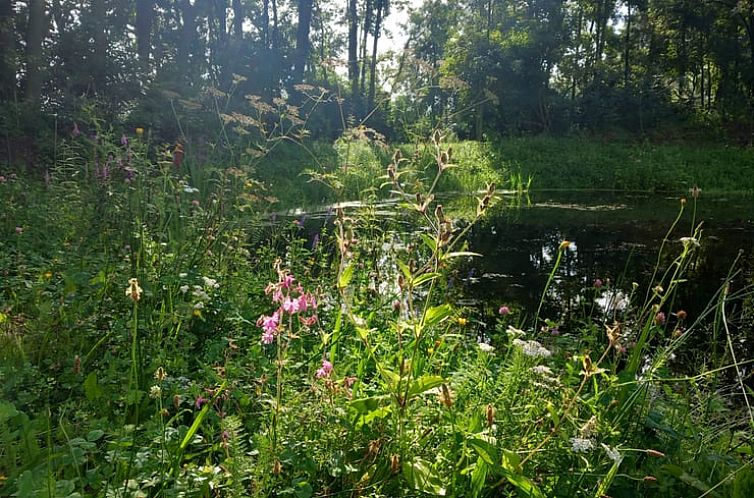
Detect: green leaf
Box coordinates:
(397, 260, 412, 281)
(349, 395, 389, 414)
(469, 437, 500, 467)
(180, 405, 210, 451)
(0, 400, 19, 422)
(402, 458, 446, 495)
(424, 304, 453, 327)
(83, 372, 103, 401)
(470, 458, 489, 498)
(338, 262, 354, 290)
(420, 233, 437, 252)
(408, 375, 445, 399)
(413, 272, 441, 288)
(594, 456, 622, 498)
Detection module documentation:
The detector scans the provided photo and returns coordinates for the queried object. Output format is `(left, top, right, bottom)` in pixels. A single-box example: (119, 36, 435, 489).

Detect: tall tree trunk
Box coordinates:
(0, 0, 16, 101)
(624, 1, 631, 87)
(367, 0, 384, 110)
(232, 0, 243, 38)
(135, 0, 153, 71)
(92, 0, 107, 93)
(348, 0, 358, 98)
(177, 0, 196, 72)
(24, 0, 47, 106)
(360, 0, 372, 95)
(271, 0, 279, 50)
(294, 0, 313, 81)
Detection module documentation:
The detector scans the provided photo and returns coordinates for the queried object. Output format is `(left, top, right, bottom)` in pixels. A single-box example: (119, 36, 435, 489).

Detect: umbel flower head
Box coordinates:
(125, 278, 142, 302)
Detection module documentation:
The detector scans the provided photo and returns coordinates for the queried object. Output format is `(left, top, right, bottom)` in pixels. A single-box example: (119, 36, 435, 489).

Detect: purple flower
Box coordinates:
(549, 326, 560, 336)
(498, 305, 510, 316)
(281, 274, 295, 289)
(593, 278, 603, 289)
(120, 134, 129, 147)
(257, 311, 280, 335)
(654, 311, 666, 326)
(195, 396, 207, 409)
(316, 359, 333, 379)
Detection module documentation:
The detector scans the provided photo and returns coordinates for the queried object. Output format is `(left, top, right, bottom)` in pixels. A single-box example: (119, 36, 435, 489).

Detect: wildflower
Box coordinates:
(15, 226, 23, 234)
(179, 272, 188, 278)
(548, 326, 560, 336)
(498, 305, 510, 315)
(191, 199, 200, 207)
(281, 274, 295, 289)
(125, 278, 142, 302)
(580, 416, 597, 437)
(478, 342, 495, 353)
(299, 314, 318, 327)
(72, 122, 81, 137)
(580, 355, 606, 378)
(593, 278, 603, 289)
(390, 454, 400, 474)
(316, 359, 333, 378)
(680, 236, 700, 250)
(690, 185, 701, 199)
(392, 299, 402, 312)
(272, 459, 282, 475)
(512, 338, 552, 358)
(135, 127, 144, 136)
(654, 311, 666, 325)
(201, 276, 220, 289)
(154, 367, 167, 382)
(559, 240, 571, 251)
(506, 326, 525, 338)
(456, 317, 468, 326)
(120, 134, 129, 147)
(601, 444, 622, 463)
(675, 310, 687, 320)
(530, 365, 553, 376)
(570, 437, 594, 453)
(149, 385, 162, 399)
(257, 311, 280, 335)
(282, 296, 301, 314)
(193, 301, 204, 310)
(261, 330, 275, 344)
(439, 383, 453, 407)
(179, 285, 189, 294)
(195, 396, 207, 409)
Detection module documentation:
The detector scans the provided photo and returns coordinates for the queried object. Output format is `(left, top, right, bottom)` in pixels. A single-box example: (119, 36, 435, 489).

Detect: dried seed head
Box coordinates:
(272, 459, 282, 476)
(390, 454, 401, 474)
(440, 383, 453, 408)
(486, 404, 496, 427)
(646, 449, 665, 458)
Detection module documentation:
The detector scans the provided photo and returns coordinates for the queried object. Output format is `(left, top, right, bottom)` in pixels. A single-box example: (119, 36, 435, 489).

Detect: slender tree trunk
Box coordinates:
(348, 0, 358, 98)
(24, 0, 47, 106)
(0, 0, 17, 100)
(624, 1, 631, 87)
(177, 0, 196, 72)
(92, 0, 107, 92)
(271, 0, 279, 50)
(262, 0, 270, 48)
(294, 0, 313, 81)
(232, 0, 243, 38)
(571, 7, 582, 101)
(367, 0, 384, 109)
(135, 0, 153, 71)
(360, 0, 372, 96)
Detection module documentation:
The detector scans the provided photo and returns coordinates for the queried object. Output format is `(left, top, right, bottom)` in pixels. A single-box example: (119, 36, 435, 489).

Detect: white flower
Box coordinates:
(478, 342, 495, 353)
(179, 285, 189, 294)
(193, 301, 205, 310)
(570, 437, 594, 453)
(149, 385, 162, 399)
(530, 365, 553, 376)
(179, 272, 188, 278)
(183, 185, 199, 194)
(513, 339, 552, 358)
(201, 276, 220, 289)
(506, 326, 525, 338)
(601, 444, 622, 463)
(679, 237, 700, 249)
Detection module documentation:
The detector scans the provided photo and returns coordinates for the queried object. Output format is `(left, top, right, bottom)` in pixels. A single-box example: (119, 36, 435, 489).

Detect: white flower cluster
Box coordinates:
(513, 338, 552, 358)
(478, 342, 495, 353)
(570, 437, 594, 453)
(601, 443, 622, 463)
(178, 275, 220, 310)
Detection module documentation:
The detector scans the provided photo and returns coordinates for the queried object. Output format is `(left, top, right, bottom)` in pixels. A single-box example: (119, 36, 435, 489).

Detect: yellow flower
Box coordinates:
(135, 127, 145, 136)
(559, 240, 571, 251)
(125, 278, 142, 302)
(43, 271, 52, 279)
(456, 317, 468, 326)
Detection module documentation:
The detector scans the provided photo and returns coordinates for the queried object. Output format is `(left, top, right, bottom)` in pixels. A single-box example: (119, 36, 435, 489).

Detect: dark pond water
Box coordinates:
(283, 191, 754, 335)
(457, 192, 754, 328)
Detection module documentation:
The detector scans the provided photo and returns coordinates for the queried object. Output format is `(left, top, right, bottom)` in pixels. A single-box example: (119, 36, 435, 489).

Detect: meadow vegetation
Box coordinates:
(1, 122, 753, 497)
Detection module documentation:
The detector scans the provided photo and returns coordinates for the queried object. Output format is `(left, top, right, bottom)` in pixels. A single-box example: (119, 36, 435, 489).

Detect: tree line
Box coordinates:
(3, 0, 754, 152)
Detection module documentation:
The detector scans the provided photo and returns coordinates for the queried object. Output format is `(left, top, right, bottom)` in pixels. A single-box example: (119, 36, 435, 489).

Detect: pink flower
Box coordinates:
(316, 359, 333, 379)
(593, 278, 603, 289)
(15, 226, 23, 234)
(306, 293, 317, 310)
(299, 314, 318, 327)
(257, 311, 280, 335)
(296, 294, 309, 313)
(654, 311, 666, 326)
(261, 330, 275, 344)
(282, 297, 299, 314)
(281, 274, 295, 289)
(498, 305, 510, 315)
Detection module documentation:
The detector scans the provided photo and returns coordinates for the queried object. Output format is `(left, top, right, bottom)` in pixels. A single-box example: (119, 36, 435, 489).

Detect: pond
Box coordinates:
(282, 191, 754, 343)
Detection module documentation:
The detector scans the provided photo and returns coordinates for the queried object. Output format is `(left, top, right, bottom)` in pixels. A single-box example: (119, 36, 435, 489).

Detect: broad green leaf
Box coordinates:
(180, 405, 210, 450)
(402, 458, 446, 496)
(408, 375, 445, 399)
(349, 395, 388, 414)
(469, 437, 500, 467)
(470, 457, 488, 498)
(84, 372, 103, 401)
(594, 457, 622, 498)
(397, 260, 412, 281)
(424, 304, 453, 327)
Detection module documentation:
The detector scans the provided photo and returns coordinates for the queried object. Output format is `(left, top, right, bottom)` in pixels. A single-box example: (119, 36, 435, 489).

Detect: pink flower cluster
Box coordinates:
(316, 359, 333, 378)
(257, 270, 318, 344)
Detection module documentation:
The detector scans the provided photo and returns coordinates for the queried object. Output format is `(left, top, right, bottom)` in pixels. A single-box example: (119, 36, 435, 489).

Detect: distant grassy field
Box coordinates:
(493, 136, 754, 193)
